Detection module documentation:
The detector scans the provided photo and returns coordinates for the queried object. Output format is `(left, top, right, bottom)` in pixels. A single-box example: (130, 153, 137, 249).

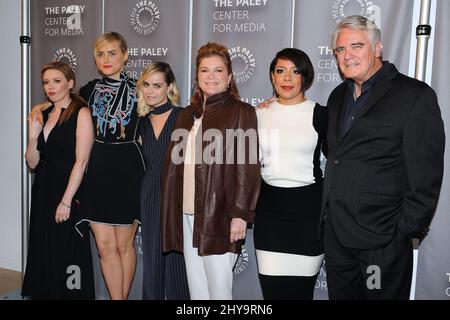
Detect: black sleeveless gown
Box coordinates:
(22, 105, 94, 299)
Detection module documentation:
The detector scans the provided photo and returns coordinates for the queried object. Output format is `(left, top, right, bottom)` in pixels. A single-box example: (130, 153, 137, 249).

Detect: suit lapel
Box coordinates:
(344, 80, 392, 136)
(338, 64, 398, 142)
(329, 84, 347, 150)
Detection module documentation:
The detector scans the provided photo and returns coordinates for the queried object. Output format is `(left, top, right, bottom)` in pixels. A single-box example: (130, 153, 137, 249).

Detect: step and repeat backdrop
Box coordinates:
(30, 0, 449, 300)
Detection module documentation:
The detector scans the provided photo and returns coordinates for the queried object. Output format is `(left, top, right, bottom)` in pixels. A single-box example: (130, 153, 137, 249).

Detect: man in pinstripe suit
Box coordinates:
(320, 15, 445, 299)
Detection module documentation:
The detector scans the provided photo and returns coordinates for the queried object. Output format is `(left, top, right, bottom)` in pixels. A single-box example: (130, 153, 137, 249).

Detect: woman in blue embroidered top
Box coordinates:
(76, 32, 145, 300)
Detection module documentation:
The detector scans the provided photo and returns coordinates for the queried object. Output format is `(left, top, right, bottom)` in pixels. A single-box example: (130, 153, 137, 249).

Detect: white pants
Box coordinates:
(183, 214, 237, 300)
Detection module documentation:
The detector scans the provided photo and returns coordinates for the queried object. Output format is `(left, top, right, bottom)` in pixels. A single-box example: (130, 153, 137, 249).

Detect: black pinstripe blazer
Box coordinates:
(320, 62, 445, 250)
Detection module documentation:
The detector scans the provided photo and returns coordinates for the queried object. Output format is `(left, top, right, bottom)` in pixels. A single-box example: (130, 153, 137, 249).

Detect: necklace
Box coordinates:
(151, 102, 173, 115)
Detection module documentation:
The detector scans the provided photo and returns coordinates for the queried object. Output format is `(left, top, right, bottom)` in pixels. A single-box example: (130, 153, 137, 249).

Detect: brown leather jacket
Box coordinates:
(161, 90, 261, 255)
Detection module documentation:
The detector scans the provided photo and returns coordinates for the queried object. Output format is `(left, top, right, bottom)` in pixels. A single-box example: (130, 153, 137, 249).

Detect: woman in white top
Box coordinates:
(254, 48, 328, 300)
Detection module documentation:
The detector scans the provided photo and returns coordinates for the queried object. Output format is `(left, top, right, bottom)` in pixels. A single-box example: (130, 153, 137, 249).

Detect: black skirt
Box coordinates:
(78, 140, 145, 226)
(254, 180, 324, 256)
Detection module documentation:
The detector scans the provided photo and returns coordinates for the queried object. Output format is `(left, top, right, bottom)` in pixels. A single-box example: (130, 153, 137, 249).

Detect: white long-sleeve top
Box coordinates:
(256, 99, 323, 188)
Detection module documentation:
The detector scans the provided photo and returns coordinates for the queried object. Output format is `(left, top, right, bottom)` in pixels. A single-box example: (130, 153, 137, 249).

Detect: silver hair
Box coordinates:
(331, 15, 381, 50)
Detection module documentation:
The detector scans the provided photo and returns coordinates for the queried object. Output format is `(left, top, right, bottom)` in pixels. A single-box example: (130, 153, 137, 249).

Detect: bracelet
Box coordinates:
(60, 201, 71, 209)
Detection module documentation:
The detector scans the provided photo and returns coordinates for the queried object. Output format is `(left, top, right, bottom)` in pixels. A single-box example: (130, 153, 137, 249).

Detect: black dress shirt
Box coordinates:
(340, 62, 388, 138)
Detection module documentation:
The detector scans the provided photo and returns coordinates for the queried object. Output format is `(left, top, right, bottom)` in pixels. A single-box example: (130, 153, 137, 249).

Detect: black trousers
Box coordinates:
(324, 218, 413, 300)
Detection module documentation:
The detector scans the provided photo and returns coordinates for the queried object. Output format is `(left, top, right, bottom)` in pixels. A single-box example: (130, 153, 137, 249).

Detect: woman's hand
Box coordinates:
(28, 111, 43, 140)
(255, 96, 277, 109)
(230, 217, 247, 243)
(55, 201, 71, 223)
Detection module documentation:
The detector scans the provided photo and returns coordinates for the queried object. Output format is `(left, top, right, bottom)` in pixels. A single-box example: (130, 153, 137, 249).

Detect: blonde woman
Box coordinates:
(76, 32, 144, 300)
(136, 62, 189, 300)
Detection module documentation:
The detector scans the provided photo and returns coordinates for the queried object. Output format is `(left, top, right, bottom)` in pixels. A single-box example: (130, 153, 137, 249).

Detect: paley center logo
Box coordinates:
(52, 47, 78, 71)
(331, 0, 381, 27)
(233, 247, 250, 275)
(130, 0, 160, 35)
(228, 46, 256, 84)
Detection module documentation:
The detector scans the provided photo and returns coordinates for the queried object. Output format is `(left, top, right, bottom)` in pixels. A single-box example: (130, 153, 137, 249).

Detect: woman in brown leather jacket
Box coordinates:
(160, 42, 260, 300)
